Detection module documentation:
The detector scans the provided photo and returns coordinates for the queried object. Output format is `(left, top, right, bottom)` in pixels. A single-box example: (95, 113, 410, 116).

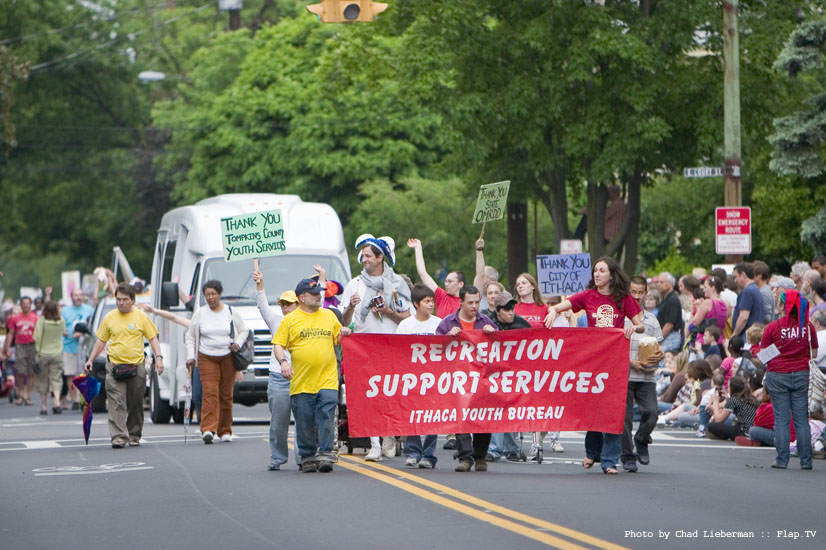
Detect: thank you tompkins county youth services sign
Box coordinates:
(221, 209, 286, 261)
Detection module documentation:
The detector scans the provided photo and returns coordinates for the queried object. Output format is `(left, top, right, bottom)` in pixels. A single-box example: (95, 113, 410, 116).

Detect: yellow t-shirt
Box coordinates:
(272, 308, 341, 396)
(96, 308, 158, 365)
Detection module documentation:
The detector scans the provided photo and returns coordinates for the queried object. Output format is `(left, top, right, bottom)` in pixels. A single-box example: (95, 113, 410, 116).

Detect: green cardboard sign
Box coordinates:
(472, 181, 510, 223)
(221, 209, 286, 262)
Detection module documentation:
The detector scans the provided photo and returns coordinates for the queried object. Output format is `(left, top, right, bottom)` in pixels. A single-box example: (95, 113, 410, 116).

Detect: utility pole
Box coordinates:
(723, 0, 742, 264)
(218, 1, 242, 30)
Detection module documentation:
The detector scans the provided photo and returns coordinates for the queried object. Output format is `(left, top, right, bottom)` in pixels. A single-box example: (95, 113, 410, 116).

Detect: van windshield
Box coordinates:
(201, 255, 350, 306)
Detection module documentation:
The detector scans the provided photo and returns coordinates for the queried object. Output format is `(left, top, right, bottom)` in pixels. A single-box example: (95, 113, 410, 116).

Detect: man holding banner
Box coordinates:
(341, 234, 411, 461)
(435, 285, 498, 472)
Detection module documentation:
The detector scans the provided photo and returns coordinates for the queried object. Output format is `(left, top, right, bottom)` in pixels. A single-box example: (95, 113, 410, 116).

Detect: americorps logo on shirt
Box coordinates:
(128, 323, 136, 330)
(298, 328, 332, 339)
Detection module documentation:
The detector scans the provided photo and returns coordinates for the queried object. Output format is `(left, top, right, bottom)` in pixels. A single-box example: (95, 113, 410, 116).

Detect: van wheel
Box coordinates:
(172, 404, 185, 424)
(150, 369, 172, 424)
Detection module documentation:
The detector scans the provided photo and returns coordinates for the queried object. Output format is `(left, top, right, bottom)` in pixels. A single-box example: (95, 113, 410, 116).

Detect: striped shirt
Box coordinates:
(626, 310, 663, 383)
(725, 396, 759, 435)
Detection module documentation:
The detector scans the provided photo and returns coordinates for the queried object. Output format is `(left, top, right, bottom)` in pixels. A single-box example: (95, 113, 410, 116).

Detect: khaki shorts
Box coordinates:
(14, 343, 36, 376)
(33, 354, 63, 395)
(62, 351, 84, 376)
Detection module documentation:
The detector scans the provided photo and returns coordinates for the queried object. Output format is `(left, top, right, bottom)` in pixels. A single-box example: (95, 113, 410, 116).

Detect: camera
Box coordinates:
(369, 295, 385, 309)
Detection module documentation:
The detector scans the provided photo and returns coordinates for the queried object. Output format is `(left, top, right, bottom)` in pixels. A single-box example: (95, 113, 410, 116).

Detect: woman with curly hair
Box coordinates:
(544, 257, 644, 474)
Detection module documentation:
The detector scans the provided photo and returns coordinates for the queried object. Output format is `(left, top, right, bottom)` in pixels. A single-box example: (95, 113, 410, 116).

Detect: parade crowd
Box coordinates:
(1, 239, 825, 474)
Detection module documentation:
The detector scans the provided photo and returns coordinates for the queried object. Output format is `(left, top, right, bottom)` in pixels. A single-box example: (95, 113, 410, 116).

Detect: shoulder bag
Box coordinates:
(229, 306, 254, 372)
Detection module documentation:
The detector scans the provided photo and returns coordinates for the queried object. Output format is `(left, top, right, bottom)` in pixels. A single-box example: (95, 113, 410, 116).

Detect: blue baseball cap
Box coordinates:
(295, 278, 323, 295)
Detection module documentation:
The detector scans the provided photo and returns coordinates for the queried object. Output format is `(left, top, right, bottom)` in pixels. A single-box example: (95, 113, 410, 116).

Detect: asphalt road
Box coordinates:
(0, 397, 822, 550)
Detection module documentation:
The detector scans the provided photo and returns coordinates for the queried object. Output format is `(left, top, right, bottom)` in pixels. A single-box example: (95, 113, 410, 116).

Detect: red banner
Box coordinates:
(341, 328, 630, 437)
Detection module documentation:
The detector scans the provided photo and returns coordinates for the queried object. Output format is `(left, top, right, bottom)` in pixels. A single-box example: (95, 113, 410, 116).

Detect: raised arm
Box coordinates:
(473, 238, 487, 290)
(407, 238, 438, 291)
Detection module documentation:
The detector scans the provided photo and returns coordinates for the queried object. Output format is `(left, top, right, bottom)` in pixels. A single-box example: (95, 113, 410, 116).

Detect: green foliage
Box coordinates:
(801, 203, 826, 254)
(650, 248, 696, 279)
(0, 45, 29, 156)
(752, 179, 826, 263)
(345, 177, 508, 282)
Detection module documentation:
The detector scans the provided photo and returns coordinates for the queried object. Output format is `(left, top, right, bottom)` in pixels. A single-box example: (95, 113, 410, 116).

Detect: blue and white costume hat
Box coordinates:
(355, 234, 396, 267)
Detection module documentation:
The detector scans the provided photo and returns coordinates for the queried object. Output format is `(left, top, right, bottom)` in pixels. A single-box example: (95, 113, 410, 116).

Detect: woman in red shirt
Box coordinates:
(513, 273, 549, 329)
(544, 257, 644, 474)
(759, 290, 817, 470)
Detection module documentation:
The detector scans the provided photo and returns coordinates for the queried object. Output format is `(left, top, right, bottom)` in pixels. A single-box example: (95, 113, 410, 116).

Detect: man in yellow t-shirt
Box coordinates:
(273, 278, 350, 473)
(86, 283, 163, 448)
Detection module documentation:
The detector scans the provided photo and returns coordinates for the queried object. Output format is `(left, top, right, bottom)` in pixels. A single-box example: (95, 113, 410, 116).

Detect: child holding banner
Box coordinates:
(544, 257, 644, 475)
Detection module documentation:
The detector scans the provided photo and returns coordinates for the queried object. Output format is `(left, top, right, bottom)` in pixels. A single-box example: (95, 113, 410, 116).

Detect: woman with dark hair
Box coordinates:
(186, 280, 249, 444)
(688, 276, 727, 347)
(759, 289, 817, 469)
(513, 272, 548, 329)
(33, 301, 65, 415)
(544, 257, 644, 474)
(706, 375, 759, 440)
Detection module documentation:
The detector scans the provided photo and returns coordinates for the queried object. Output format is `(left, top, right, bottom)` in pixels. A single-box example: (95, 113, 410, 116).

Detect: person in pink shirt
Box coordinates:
(3, 297, 39, 406)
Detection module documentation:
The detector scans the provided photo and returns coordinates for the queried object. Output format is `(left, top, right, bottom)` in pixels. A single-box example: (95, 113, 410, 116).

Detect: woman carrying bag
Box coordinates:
(186, 280, 249, 444)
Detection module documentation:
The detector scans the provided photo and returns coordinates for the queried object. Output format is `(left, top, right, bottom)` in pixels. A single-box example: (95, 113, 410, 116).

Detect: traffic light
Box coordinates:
(306, 0, 388, 23)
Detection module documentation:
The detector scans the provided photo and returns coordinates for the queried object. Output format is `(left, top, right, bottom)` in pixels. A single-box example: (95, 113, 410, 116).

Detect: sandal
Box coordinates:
(582, 457, 595, 469)
(603, 467, 618, 475)
(24, 399, 33, 406)
(15, 398, 23, 406)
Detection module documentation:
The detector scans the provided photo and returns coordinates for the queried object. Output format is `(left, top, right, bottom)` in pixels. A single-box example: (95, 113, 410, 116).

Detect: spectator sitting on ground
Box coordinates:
(658, 359, 713, 426)
(721, 336, 756, 390)
(735, 388, 795, 447)
(694, 326, 722, 359)
(696, 370, 727, 438)
(706, 375, 759, 441)
(657, 351, 689, 413)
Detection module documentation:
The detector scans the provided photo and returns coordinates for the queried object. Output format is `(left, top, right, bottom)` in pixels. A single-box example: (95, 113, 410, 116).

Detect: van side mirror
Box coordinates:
(161, 282, 179, 310)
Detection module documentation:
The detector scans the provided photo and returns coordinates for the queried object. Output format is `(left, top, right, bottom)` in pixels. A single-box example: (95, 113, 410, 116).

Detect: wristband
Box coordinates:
(278, 358, 288, 364)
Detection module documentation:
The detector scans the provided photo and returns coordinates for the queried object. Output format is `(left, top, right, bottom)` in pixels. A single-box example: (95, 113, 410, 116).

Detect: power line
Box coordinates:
(0, 2, 169, 46)
(28, 3, 214, 73)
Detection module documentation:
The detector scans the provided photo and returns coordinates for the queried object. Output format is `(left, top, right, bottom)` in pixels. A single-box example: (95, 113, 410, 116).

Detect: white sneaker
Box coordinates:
(381, 436, 397, 458)
(551, 440, 564, 453)
(656, 415, 667, 426)
(365, 446, 382, 462)
(404, 456, 419, 467)
(202, 431, 214, 444)
(220, 434, 233, 443)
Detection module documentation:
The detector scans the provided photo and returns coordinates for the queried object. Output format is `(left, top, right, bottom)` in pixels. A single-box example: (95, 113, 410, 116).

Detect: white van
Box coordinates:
(148, 193, 351, 423)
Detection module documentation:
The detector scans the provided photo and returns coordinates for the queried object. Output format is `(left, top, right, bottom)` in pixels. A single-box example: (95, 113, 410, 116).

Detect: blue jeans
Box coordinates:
(404, 435, 438, 464)
(661, 331, 682, 353)
(267, 371, 293, 467)
(585, 431, 622, 471)
(698, 407, 711, 430)
(192, 366, 202, 413)
(290, 389, 338, 464)
(488, 432, 520, 458)
(764, 370, 812, 468)
(748, 425, 774, 446)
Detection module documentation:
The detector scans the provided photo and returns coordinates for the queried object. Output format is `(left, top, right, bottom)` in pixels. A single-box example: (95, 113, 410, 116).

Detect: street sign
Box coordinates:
(559, 239, 583, 254)
(683, 166, 741, 178)
(715, 207, 751, 255)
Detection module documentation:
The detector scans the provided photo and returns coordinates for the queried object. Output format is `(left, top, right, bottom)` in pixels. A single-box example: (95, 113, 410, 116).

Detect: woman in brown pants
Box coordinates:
(186, 280, 249, 444)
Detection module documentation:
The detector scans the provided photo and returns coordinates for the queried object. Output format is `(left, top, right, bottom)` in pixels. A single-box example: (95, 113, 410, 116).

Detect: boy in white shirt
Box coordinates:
(396, 284, 441, 467)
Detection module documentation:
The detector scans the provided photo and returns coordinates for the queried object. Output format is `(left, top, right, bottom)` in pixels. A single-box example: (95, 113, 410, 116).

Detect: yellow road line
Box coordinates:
(335, 458, 590, 550)
(340, 455, 629, 550)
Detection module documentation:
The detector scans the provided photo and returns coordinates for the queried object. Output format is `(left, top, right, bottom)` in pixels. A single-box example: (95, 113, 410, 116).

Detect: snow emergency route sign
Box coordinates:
(715, 207, 751, 255)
